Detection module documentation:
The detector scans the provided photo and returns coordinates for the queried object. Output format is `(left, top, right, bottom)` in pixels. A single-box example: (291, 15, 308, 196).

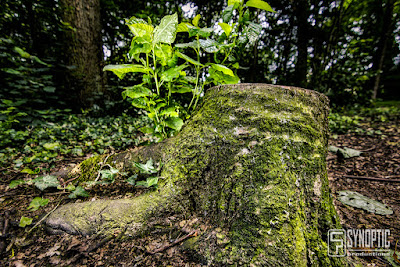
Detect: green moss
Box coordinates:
(78, 154, 106, 182)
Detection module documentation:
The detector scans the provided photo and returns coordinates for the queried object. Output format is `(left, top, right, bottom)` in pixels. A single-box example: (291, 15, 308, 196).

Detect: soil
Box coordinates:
(0, 119, 399, 267)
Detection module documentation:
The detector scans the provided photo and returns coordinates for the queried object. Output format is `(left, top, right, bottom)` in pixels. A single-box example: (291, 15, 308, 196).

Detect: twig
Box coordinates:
(343, 175, 400, 183)
(94, 153, 114, 182)
(147, 231, 198, 255)
(60, 176, 79, 187)
(26, 199, 63, 234)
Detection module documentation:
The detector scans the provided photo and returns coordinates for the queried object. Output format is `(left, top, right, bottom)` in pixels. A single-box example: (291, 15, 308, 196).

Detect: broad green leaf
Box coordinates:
(177, 22, 191, 33)
(171, 86, 193, 94)
(228, 0, 243, 5)
(160, 106, 179, 117)
(245, 0, 275, 12)
(165, 117, 184, 131)
(43, 142, 60, 151)
(134, 159, 158, 174)
(210, 64, 235, 76)
(129, 36, 152, 61)
(222, 5, 236, 23)
(176, 51, 203, 66)
(139, 126, 155, 134)
(126, 16, 149, 36)
(160, 64, 187, 82)
(131, 23, 154, 35)
(19, 216, 33, 228)
(167, 52, 179, 67)
(199, 39, 219, 53)
(153, 13, 178, 44)
(192, 14, 201, 27)
(209, 66, 240, 85)
(130, 97, 148, 109)
(43, 86, 56, 93)
(9, 179, 26, 189)
(69, 186, 89, 199)
(218, 23, 233, 37)
(27, 197, 49, 211)
(188, 26, 213, 38)
(33, 175, 60, 191)
(246, 22, 263, 44)
(122, 85, 152, 99)
(154, 44, 173, 66)
(65, 184, 76, 191)
(103, 64, 151, 79)
(175, 41, 199, 49)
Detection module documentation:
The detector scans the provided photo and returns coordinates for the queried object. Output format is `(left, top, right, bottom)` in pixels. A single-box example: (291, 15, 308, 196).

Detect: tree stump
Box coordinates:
(46, 84, 347, 266)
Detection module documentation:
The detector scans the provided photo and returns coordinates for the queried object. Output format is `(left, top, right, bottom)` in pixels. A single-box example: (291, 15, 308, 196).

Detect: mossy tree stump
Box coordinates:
(46, 84, 346, 266)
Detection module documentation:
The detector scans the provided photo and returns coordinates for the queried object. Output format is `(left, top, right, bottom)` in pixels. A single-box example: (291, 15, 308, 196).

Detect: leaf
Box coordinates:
(19, 216, 33, 228)
(126, 174, 138, 185)
(192, 14, 201, 27)
(103, 64, 151, 79)
(126, 16, 149, 37)
(188, 26, 214, 38)
(27, 197, 49, 211)
(210, 64, 235, 76)
(176, 51, 203, 66)
(153, 13, 178, 44)
(222, 5, 236, 23)
(43, 142, 60, 151)
(68, 186, 89, 199)
(131, 23, 154, 35)
(14, 47, 31, 58)
(154, 44, 173, 66)
(160, 106, 179, 117)
(246, 22, 263, 44)
(134, 159, 158, 174)
(139, 126, 155, 134)
(245, 0, 275, 12)
(218, 22, 232, 37)
(9, 179, 26, 189)
(129, 36, 152, 60)
(160, 64, 187, 82)
(130, 97, 148, 109)
(228, 0, 243, 5)
(43, 86, 56, 93)
(33, 175, 60, 191)
(199, 39, 219, 53)
(165, 117, 184, 131)
(122, 85, 152, 99)
(146, 177, 159, 187)
(337, 190, 393, 215)
(175, 41, 199, 49)
(177, 22, 191, 33)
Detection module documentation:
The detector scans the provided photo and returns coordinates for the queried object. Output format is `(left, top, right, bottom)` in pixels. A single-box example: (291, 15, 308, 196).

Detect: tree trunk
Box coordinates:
(46, 84, 347, 266)
(60, 0, 105, 107)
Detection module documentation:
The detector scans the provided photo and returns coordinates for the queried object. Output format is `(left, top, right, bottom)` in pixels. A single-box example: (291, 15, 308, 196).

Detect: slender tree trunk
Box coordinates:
(60, 0, 105, 107)
(293, 0, 309, 88)
(46, 84, 347, 266)
(372, 0, 395, 100)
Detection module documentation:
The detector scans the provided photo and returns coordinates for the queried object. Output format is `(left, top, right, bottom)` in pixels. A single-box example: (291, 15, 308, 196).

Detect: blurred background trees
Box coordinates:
(1, 0, 399, 113)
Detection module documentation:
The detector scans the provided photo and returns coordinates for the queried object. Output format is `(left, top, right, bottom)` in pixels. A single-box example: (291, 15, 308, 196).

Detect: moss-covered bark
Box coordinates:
(46, 84, 347, 266)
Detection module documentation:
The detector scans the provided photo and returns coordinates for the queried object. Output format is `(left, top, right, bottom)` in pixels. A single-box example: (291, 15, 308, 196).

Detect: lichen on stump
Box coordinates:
(45, 84, 347, 266)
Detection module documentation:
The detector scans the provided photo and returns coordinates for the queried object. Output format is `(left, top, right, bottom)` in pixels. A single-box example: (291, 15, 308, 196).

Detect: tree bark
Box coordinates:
(46, 84, 347, 266)
(60, 0, 105, 107)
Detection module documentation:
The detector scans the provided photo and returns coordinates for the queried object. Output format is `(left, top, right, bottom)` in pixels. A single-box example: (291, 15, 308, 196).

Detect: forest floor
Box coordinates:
(0, 116, 399, 266)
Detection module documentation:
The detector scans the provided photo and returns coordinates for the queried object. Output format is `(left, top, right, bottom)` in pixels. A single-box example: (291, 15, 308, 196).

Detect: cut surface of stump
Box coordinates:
(45, 84, 347, 266)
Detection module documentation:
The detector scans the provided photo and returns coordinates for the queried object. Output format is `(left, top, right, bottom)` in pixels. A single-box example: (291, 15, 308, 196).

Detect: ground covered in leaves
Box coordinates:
(0, 107, 399, 266)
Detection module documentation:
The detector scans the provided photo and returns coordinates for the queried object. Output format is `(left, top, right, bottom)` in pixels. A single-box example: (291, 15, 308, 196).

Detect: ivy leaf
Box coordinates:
(146, 177, 159, 187)
(126, 174, 138, 185)
(68, 186, 89, 199)
(153, 13, 178, 44)
(103, 64, 152, 79)
(218, 23, 233, 37)
(33, 175, 60, 191)
(134, 159, 158, 174)
(9, 179, 26, 189)
(176, 51, 203, 66)
(43, 142, 60, 151)
(19, 216, 33, 228)
(27, 197, 49, 211)
(245, 0, 275, 12)
(165, 117, 184, 131)
(122, 85, 152, 99)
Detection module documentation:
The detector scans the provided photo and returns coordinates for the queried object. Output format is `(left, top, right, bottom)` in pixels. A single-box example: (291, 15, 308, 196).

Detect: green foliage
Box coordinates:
(27, 197, 49, 211)
(104, 1, 274, 141)
(68, 186, 89, 199)
(126, 159, 161, 188)
(19, 216, 33, 228)
(32, 175, 60, 191)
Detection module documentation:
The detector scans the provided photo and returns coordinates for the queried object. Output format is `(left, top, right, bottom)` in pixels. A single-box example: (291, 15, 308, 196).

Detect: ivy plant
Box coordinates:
(104, 0, 274, 141)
